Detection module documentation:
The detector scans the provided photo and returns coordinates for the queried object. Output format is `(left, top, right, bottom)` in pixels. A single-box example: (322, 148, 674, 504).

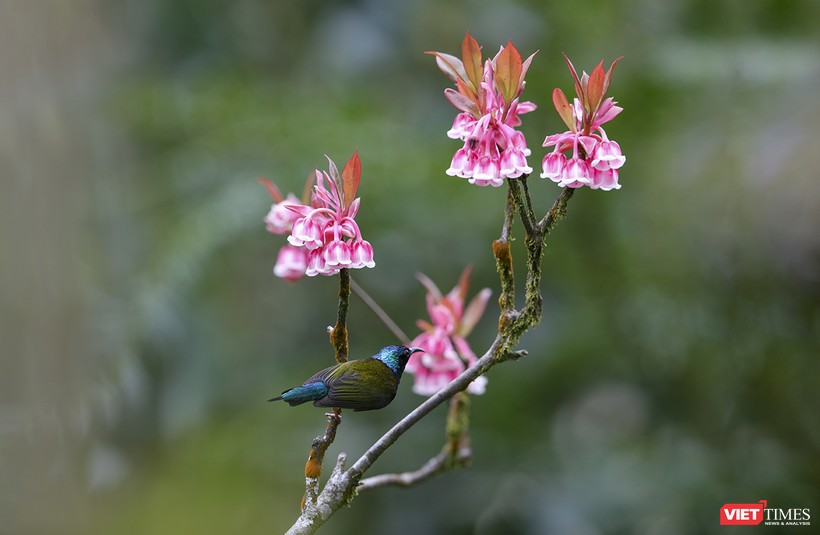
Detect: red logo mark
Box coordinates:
(720, 500, 767, 525)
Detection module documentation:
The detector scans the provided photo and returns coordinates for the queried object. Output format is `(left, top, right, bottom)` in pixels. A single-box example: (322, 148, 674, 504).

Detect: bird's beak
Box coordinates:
(409, 347, 425, 354)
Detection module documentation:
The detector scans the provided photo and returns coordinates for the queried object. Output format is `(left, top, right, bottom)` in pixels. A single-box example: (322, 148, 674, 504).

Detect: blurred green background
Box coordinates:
(2, 0, 819, 533)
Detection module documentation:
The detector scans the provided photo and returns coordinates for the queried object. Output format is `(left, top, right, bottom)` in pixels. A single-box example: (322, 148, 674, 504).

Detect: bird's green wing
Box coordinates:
(304, 361, 349, 385)
(315, 359, 398, 411)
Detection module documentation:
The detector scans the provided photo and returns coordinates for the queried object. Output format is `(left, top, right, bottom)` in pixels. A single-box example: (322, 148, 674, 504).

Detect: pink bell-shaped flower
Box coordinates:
(590, 139, 626, 171)
(264, 194, 302, 235)
(288, 217, 323, 250)
(350, 240, 376, 269)
(273, 245, 308, 282)
(446, 147, 474, 178)
(540, 151, 566, 182)
(305, 248, 326, 277)
(589, 167, 621, 191)
(560, 157, 592, 188)
(471, 155, 503, 187)
(323, 239, 352, 268)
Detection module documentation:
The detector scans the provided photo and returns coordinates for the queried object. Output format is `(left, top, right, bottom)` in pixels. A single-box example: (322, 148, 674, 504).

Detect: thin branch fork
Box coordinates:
(357, 443, 471, 492)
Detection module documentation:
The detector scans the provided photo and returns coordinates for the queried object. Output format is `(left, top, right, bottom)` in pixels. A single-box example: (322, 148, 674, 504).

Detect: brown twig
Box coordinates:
(300, 268, 350, 511)
(357, 445, 471, 491)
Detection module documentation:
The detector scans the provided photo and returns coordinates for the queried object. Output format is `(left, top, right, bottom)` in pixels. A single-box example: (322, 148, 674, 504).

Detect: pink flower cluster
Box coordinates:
(429, 34, 537, 187)
(432, 37, 626, 192)
(405, 267, 491, 396)
(540, 55, 625, 190)
(262, 152, 375, 281)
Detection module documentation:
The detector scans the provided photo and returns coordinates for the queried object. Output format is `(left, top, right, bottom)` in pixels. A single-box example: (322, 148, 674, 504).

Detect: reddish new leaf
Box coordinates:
(461, 32, 483, 91)
(587, 61, 606, 115)
(416, 272, 443, 302)
(426, 51, 468, 84)
(258, 178, 283, 202)
(552, 88, 575, 131)
(444, 88, 479, 116)
(459, 288, 492, 338)
(456, 77, 478, 106)
(579, 72, 591, 115)
(519, 51, 538, 88)
(495, 41, 522, 105)
(602, 56, 623, 100)
(562, 52, 584, 103)
(301, 171, 318, 204)
(341, 150, 361, 208)
(455, 264, 473, 303)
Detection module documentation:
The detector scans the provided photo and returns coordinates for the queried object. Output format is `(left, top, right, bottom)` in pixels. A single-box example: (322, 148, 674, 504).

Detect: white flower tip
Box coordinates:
(500, 167, 519, 177)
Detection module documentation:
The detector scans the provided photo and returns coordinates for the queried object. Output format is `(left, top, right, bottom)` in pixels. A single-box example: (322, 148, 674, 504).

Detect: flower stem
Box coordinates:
(350, 277, 411, 345)
(330, 268, 350, 364)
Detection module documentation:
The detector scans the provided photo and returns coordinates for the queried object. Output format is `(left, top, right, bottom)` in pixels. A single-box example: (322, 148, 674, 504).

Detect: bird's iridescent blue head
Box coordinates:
(373, 345, 424, 375)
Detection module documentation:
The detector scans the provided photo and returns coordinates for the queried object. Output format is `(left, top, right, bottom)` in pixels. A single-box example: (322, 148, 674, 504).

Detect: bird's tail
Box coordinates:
(267, 381, 328, 406)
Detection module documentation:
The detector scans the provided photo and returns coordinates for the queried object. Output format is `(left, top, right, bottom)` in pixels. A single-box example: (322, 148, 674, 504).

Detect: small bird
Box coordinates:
(269, 345, 424, 411)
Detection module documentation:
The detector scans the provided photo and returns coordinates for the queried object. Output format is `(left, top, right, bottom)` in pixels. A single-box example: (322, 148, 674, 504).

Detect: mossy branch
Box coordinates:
(299, 268, 350, 513)
(329, 268, 350, 364)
